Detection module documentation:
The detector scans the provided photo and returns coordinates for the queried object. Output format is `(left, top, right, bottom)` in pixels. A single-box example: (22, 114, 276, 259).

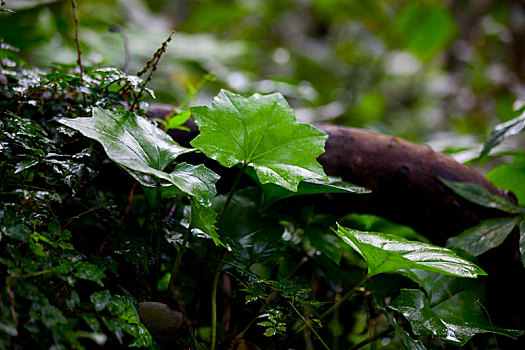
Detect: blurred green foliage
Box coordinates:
(2, 0, 525, 151)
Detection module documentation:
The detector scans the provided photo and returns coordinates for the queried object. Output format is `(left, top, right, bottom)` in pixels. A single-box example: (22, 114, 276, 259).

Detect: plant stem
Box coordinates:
(167, 223, 191, 297)
(210, 252, 224, 350)
(70, 0, 83, 79)
(347, 326, 393, 350)
(154, 182, 162, 293)
(290, 302, 331, 350)
(216, 164, 247, 223)
(211, 164, 248, 350)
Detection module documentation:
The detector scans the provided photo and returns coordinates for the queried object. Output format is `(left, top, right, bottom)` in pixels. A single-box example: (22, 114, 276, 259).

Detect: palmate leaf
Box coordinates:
(334, 225, 486, 278)
(446, 217, 521, 256)
(59, 108, 218, 206)
(389, 289, 523, 346)
(190, 90, 328, 192)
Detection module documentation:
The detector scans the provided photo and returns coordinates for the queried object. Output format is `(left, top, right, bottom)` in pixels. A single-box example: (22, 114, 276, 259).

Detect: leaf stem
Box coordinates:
(167, 223, 191, 297)
(216, 163, 248, 224)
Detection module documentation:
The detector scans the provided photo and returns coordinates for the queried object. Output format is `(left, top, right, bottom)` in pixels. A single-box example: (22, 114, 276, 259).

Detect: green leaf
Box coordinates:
(334, 225, 486, 278)
(213, 188, 282, 264)
(481, 106, 525, 158)
(393, 3, 456, 61)
(91, 290, 112, 312)
(520, 220, 525, 266)
(75, 262, 106, 287)
(446, 217, 521, 256)
(398, 270, 483, 306)
(60, 108, 191, 170)
(389, 289, 523, 345)
(339, 213, 430, 242)
(308, 227, 342, 265)
(441, 178, 523, 214)
(162, 109, 192, 132)
(487, 163, 525, 206)
(190, 90, 328, 191)
(59, 108, 218, 206)
(245, 167, 370, 209)
(190, 200, 223, 246)
(14, 159, 39, 173)
(373, 296, 426, 350)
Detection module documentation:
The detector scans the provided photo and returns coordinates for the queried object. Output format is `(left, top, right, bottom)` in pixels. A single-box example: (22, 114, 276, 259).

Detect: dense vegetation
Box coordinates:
(1, 1, 525, 349)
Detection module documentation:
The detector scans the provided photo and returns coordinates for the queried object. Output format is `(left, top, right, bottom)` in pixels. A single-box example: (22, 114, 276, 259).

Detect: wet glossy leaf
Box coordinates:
(14, 159, 38, 173)
(398, 270, 483, 306)
(60, 108, 190, 170)
(441, 178, 523, 214)
(389, 289, 523, 345)
(59, 108, 218, 205)
(75, 262, 106, 287)
(190, 200, 223, 246)
(190, 89, 328, 191)
(245, 167, 369, 209)
(374, 296, 426, 350)
(446, 217, 520, 256)
(481, 106, 525, 158)
(334, 225, 486, 278)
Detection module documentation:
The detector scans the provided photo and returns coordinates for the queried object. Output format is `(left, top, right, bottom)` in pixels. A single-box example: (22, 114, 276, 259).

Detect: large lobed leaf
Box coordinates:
(334, 225, 486, 278)
(59, 108, 218, 206)
(190, 90, 328, 192)
(389, 289, 523, 345)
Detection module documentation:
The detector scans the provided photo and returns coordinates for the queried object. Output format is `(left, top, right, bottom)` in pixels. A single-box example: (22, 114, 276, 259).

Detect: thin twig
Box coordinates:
(70, 0, 83, 79)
